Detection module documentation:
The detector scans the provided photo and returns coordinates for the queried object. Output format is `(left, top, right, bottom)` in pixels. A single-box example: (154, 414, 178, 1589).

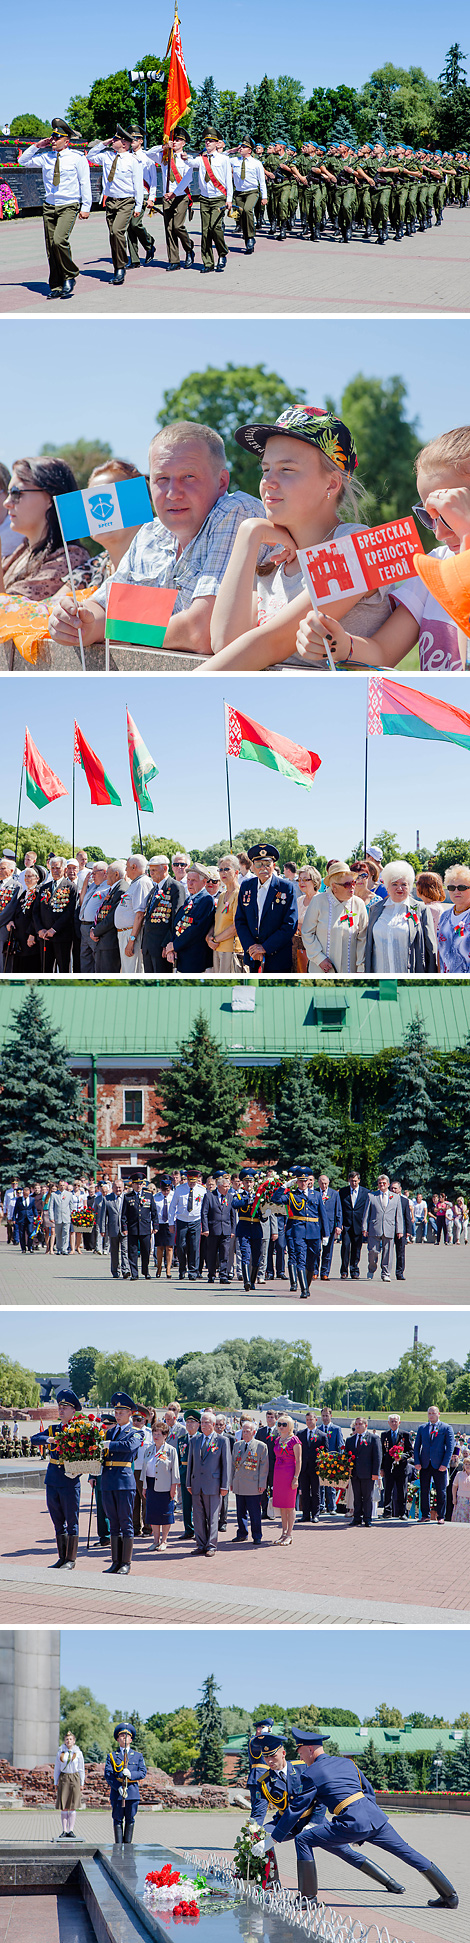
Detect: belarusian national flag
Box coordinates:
(127, 708, 158, 811)
(105, 583, 177, 650)
(73, 722, 122, 806)
(23, 728, 68, 809)
(368, 676, 470, 753)
(225, 703, 321, 789)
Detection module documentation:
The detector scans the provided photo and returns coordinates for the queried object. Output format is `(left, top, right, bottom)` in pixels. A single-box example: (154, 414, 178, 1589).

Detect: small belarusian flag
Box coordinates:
(225, 703, 321, 789)
(127, 708, 158, 811)
(368, 676, 470, 753)
(55, 476, 152, 543)
(105, 583, 178, 651)
(73, 721, 122, 806)
(23, 727, 68, 809)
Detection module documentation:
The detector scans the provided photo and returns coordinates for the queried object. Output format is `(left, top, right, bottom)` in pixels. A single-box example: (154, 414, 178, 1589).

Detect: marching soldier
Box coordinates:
(105, 1723, 147, 1844)
(235, 843, 297, 973)
(88, 127, 143, 284)
(100, 1391, 144, 1575)
(228, 138, 267, 252)
(127, 127, 157, 266)
(192, 129, 232, 273)
(149, 134, 196, 270)
(18, 117, 91, 299)
(90, 863, 127, 973)
(30, 1387, 83, 1570)
(232, 1167, 263, 1292)
(272, 1727, 459, 1909)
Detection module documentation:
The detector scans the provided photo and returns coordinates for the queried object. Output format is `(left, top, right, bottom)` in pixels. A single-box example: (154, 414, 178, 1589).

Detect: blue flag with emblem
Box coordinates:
(54, 476, 153, 542)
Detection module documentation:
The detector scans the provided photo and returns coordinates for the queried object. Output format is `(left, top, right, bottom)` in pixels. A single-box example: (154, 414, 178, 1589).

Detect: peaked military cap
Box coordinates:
(56, 1387, 81, 1410)
(110, 1391, 135, 1409)
(290, 1727, 330, 1745)
(247, 842, 279, 861)
(51, 117, 81, 140)
(114, 124, 134, 144)
(114, 1721, 136, 1740)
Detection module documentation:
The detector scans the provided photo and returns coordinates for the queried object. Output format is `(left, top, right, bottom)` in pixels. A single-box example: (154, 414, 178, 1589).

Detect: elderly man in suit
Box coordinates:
(318, 1174, 342, 1281)
(339, 1172, 370, 1280)
(201, 1170, 236, 1284)
(381, 1413, 414, 1520)
(235, 842, 297, 973)
(186, 1408, 229, 1555)
(256, 1409, 278, 1518)
(391, 1179, 414, 1281)
(51, 1180, 74, 1256)
(414, 1407, 455, 1524)
(299, 1410, 328, 1524)
(166, 865, 215, 973)
(345, 1417, 382, 1527)
(364, 1174, 403, 1283)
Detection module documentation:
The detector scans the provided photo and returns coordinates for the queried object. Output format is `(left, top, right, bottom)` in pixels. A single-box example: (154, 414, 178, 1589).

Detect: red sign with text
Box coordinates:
(298, 515, 421, 608)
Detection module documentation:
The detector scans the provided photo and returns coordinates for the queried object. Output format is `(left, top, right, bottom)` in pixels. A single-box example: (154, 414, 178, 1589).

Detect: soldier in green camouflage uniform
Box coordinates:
(264, 146, 295, 237)
(325, 145, 358, 240)
(297, 144, 334, 237)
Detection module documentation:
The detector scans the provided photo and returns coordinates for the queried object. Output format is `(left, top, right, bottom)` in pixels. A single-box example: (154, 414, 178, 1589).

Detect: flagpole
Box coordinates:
(54, 500, 86, 674)
(72, 760, 75, 859)
(14, 756, 24, 863)
(223, 698, 233, 846)
(363, 679, 369, 861)
(135, 800, 144, 854)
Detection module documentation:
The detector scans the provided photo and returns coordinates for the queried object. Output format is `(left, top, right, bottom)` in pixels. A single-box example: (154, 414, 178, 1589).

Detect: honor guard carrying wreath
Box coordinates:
(30, 1387, 83, 1570)
(19, 118, 91, 299)
(105, 1723, 147, 1846)
(88, 127, 144, 284)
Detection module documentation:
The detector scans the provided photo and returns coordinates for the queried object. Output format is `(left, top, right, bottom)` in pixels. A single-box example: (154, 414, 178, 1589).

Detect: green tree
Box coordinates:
(274, 76, 305, 147)
(283, 1341, 322, 1404)
(175, 1351, 241, 1410)
(219, 92, 241, 146)
(366, 1702, 404, 1727)
(90, 1352, 172, 1409)
(66, 94, 98, 141)
(338, 375, 421, 526)
(389, 1342, 448, 1412)
(255, 75, 278, 146)
(303, 85, 358, 145)
(235, 84, 258, 143)
(190, 77, 222, 149)
(68, 1348, 98, 1400)
(0, 990, 93, 1181)
(448, 1372, 470, 1410)
(321, 1375, 345, 1409)
(273, 1056, 342, 1172)
(438, 44, 470, 148)
(239, 1336, 288, 1404)
(358, 1740, 387, 1790)
(0, 1354, 40, 1408)
(428, 837, 470, 876)
(388, 1753, 415, 1790)
(330, 116, 357, 145)
(448, 1731, 470, 1790)
(157, 1014, 247, 1172)
(437, 1038, 470, 1190)
(86, 68, 136, 138)
(156, 366, 304, 497)
(130, 833, 186, 863)
(364, 1375, 391, 1410)
(195, 1675, 223, 1784)
(129, 54, 183, 147)
(235, 826, 309, 870)
(0, 819, 72, 868)
(382, 1018, 448, 1192)
(40, 438, 113, 488)
(10, 114, 52, 138)
(60, 1685, 114, 1760)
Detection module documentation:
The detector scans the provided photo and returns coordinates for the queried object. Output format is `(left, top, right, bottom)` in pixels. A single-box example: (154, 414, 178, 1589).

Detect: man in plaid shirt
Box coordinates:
(49, 421, 267, 660)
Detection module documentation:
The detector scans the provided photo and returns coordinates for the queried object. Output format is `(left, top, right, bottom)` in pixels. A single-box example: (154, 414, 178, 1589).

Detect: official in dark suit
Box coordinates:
(235, 843, 297, 973)
(299, 1411, 328, 1522)
(120, 1176, 158, 1280)
(186, 1410, 229, 1555)
(166, 864, 215, 972)
(380, 1415, 414, 1518)
(391, 1179, 414, 1281)
(256, 1410, 278, 1517)
(201, 1171, 236, 1283)
(414, 1409, 455, 1522)
(319, 1405, 344, 1512)
(90, 864, 126, 972)
(138, 856, 184, 973)
(318, 1176, 342, 1280)
(339, 1172, 370, 1279)
(0, 872, 41, 971)
(345, 1418, 382, 1527)
(34, 859, 77, 971)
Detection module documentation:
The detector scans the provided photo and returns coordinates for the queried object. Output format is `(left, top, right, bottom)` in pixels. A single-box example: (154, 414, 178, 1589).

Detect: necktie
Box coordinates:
(108, 153, 118, 185)
(241, 157, 246, 181)
(187, 1187, 194, 1213)
(162, 1197, 168, 1222)
(53, 152, 61, 188)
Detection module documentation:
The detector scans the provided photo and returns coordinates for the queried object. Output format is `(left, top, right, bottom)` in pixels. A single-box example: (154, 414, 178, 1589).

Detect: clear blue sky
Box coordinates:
(2, 11, 469, 125)
(2, 1308, 468, 1376)
(2, 673, 469, 858)
(1, 318, 469, 479)
(59, 1626, 469, 1719)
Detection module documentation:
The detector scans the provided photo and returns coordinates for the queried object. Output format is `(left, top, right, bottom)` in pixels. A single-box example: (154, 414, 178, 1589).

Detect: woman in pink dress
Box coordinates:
(272, 1415, 302, 1545)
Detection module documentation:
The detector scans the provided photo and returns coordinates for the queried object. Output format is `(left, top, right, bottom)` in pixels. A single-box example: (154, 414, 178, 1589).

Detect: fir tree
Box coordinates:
(190, 77, 221, 148)
(448, 1730, 470, 1791)
(359, 1740, 387, 1791)
(388, 1753, 415, 1790)
(255, 75, 278, 147)
(436, 1036, 470, 1190)
(272, 1057, 342, 1173)
(156, 1014, 247, 1172)
(0, 989, 93, 1179)
(194, 1674, 223, 1783)
(330, 115, 357, 146)
(381, 1018, 447, 1192)
(235, 84, 257, 143)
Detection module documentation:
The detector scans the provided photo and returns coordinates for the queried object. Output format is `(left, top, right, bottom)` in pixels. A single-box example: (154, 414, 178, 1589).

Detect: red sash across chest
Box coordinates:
(202, 153, 227, 198)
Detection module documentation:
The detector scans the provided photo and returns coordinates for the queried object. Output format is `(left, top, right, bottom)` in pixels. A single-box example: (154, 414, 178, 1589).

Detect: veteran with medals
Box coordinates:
(135, 855, 184, 972)
(235, 843, 297, 973)
(105, 1723, 147, 1845)
(19, 117, 91, 299)
(34, 857, 77, 972)
(30, 1387, 83, 1570)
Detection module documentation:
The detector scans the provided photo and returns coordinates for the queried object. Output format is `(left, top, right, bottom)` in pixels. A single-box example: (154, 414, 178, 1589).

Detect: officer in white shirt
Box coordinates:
(19, 116, 92, 300)
(88, 125, 143, 284)
(229, 137, 267, 251)
(148, 135, 195, 270)
(193, 128, 233, 272)
(127, 126, 157, 267)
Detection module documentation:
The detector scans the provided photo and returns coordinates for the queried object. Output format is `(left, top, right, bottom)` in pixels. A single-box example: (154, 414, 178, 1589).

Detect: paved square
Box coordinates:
(1, 206, 470, 313)
(0, 1488, 468, 1627)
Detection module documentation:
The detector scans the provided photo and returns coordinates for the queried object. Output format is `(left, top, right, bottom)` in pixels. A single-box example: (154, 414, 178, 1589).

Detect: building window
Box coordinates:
(123, 1089, 144, 1126)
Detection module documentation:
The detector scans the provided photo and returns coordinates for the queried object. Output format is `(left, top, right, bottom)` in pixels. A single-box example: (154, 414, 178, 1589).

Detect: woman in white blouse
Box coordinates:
(365, 862, 437, 973)
(54, 1729, 85, 1839)
(140, 1415, 179, 1552)
(301, 860, 368, 973)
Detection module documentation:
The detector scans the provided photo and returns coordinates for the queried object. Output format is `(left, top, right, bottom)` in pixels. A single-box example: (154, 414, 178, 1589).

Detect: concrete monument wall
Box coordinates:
(0, 1630, 60, 1767)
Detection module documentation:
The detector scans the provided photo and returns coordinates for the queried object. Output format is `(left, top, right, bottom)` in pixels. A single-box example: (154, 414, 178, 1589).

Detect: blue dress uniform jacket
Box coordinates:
(250, 1759, 305, 1827)
(101, 1423, 142, 1537)
(30, 1423, 81, 1538)
(105, 1746, 147, 1827)
(172, 890, 216, 971)
(273, 1752, 445, 1888)
(235, 875, 297, 972)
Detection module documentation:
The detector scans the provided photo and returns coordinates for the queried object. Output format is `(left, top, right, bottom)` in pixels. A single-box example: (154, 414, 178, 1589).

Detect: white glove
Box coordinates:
(122, 1766, 132, 1779)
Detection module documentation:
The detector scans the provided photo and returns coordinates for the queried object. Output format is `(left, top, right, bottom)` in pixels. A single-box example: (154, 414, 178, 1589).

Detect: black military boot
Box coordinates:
(117, 1535, 133, 1575)
(106, 1535, 121, 1573)
(297, 1853, 318, 1901)
(358, 1856, 404, 1893)
(425, 1862, 459, 1907)
(279, 222, 287, 239)
(123, 1820, 134, 1843)
(112, 267, 126, 285)
(113, 1823, 123, 1845)
(52, 1534, 67, 1568)
(298, 1268, 309, 1299)
(242, 1262, 251, 1291)
(64, 1535, 79, 1570)
(288, 1262, 297, 1292)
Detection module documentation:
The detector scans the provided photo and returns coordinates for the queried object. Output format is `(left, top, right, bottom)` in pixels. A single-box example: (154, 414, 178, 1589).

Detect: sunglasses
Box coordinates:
(277, 1421, 289, 1428)
(412, 501, 453, 535)
(8, 487, 44, 502)
(447, 882, 467, 891)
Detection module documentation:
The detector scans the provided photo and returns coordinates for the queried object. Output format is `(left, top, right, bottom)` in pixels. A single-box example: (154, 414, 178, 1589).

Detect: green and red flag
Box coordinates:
(105, 583, 178, 652)
(225, 703, 321, 789)
(127, 708, 158, 812)
(23, 727, 68, 809)
(368, 676, 470, 754)
(73, 721, 121, 806)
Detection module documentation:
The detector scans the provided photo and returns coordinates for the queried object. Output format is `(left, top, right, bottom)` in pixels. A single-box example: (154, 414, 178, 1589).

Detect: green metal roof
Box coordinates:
(314, 1726, 468, 1754)
(0, 980, 468, 1064)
